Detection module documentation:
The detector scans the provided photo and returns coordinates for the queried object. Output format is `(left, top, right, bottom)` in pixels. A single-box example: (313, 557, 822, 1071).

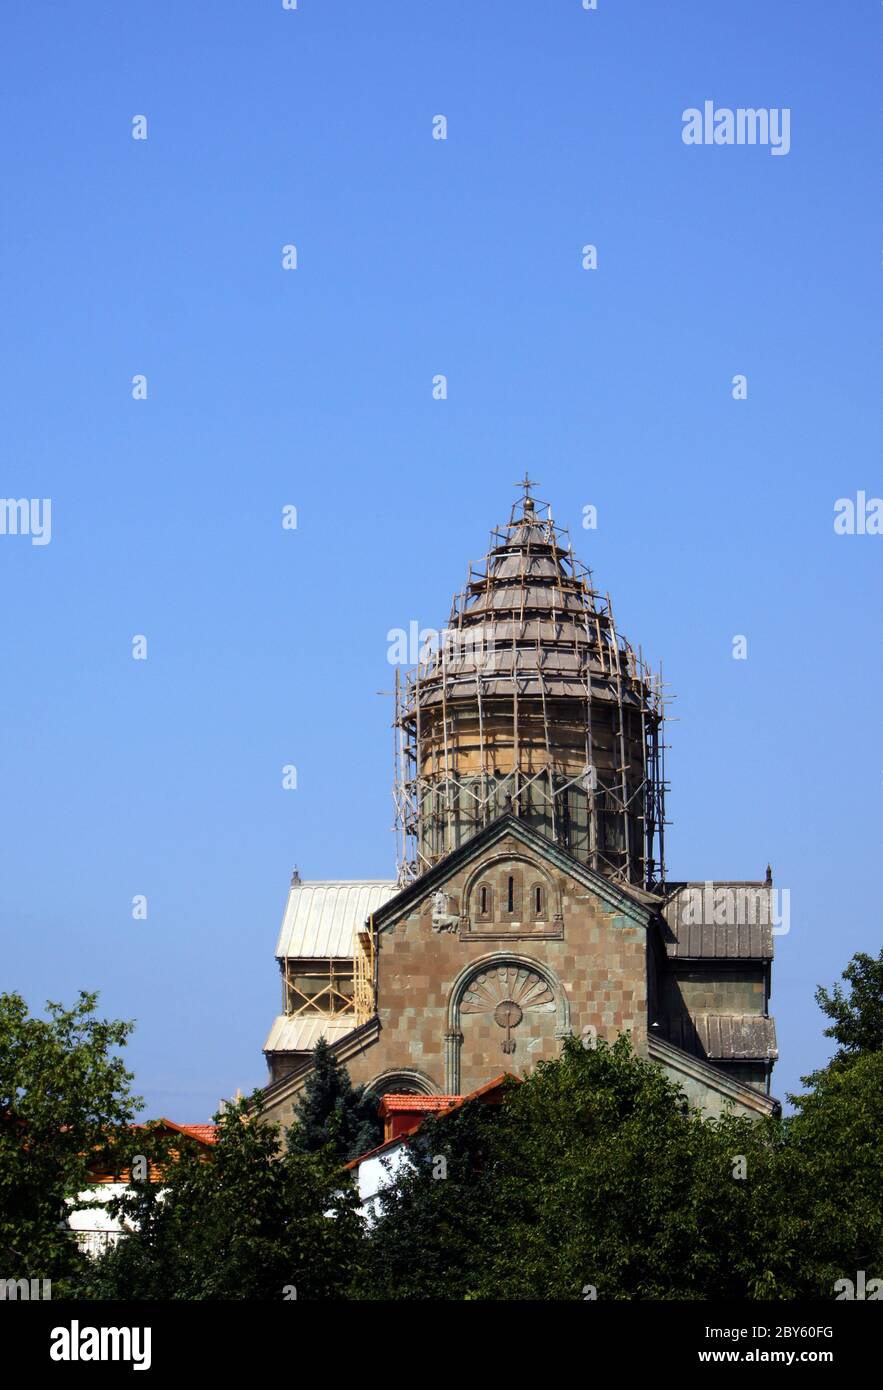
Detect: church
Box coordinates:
(259, 484, 778, 1129)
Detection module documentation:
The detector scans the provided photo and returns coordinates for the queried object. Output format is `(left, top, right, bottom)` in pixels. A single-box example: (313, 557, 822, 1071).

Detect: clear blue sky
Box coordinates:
(1, 2, 879, 1118)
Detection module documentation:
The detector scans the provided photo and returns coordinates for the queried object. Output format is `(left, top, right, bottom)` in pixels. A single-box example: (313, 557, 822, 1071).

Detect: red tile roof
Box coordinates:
(378, 1095, 458, 1116)
(167, 1122, 217, 1144)
(87, 1119, 217, 1184)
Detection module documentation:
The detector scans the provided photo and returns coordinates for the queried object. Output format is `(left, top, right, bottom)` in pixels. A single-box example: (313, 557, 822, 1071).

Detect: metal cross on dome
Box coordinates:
(515, 472, 539, 502)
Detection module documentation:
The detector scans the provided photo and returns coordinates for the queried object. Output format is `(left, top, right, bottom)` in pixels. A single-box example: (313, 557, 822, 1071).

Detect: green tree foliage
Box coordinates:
(780, 950, 883, 1296)
(286, 1038, 381, 1160)
(359, 952, 883, 1300)
(813, 949, 883, 1063)
(0, 991, 141, 1293)
(8, 949, 882, 1302)
(359, 1037, 790, 1300)
(781, 1053, 883, 1297)
(87, 1093, 362, 1300)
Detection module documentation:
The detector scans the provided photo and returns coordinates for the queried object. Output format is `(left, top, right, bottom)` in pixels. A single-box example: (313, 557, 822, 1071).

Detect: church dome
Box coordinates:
(394, 481, 666, 889)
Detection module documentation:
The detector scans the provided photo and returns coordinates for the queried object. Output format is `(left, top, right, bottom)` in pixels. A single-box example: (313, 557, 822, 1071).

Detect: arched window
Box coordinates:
(366, 1070, 439, 1099)
(502, 869, 522, 918)
(477, 883, 493, 920)
(531, 882, 546, 920)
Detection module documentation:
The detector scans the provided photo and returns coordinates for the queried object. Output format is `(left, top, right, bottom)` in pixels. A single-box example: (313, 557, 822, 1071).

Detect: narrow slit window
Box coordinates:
(507, 876, 514, 913)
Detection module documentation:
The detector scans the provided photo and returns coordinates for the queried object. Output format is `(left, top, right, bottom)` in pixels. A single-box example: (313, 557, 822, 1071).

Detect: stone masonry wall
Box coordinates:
(658, 965, 766, 1020)
(344, 836, 649, 1096)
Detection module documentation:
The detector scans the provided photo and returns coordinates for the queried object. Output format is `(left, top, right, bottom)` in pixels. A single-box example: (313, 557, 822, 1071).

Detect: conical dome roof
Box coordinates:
(394, 483, 666, 891)
(417, 487, 644, 708)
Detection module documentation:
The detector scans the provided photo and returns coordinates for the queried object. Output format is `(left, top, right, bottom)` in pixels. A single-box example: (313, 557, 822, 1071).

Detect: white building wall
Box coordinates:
(355, 1144, 413, 1222)
(67, 1185, 129, 1258)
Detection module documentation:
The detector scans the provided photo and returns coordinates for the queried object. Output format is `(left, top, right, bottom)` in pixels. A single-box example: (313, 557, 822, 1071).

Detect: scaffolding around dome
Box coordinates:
(393, 483, 669, 891)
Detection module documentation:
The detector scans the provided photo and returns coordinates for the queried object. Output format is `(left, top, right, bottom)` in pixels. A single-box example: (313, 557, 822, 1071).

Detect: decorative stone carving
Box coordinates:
(460, 965, 555, 1054)
(494, 1000, 523, 1054)
(431, 889, 460, 933)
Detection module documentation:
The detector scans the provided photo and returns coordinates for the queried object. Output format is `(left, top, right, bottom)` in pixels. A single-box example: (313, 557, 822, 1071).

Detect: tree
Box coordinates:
(782, 1052, 883, 1296)
(780, 950, 883, 1295)
(0, 991, 141, 1293)
(360, 1036, 791, 1301)
(286, 1038, 381, 1160)
(814, 950, 883, 1063)
(87, 1092, 363, 1301)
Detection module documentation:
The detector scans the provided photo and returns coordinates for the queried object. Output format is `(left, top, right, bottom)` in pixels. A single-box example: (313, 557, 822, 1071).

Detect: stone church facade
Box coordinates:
(260, 486, 778, 1130)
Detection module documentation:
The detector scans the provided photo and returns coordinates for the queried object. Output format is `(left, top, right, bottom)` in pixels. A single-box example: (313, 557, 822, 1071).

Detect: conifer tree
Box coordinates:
(287, 1038, 381, 1161)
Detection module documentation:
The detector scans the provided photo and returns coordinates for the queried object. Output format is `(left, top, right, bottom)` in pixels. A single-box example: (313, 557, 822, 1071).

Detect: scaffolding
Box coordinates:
(283, 957, 356, 1017)
(393, 483, 669, 891)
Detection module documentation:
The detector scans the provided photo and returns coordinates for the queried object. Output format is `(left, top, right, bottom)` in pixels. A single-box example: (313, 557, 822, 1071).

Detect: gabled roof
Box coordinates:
(649, 1034, 779, 1117)
(274, 879, 397, 958)
(175, 1124, 217, 1144)
(373, 812, 658, 933)
(87, 1120, 217, 1184)
(153, 1119, 217, 1145)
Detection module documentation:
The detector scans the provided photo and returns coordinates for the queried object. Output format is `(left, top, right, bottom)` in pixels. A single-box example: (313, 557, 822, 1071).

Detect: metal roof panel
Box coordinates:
(274, 879, 398, 959)
(263, 1014, 359, 1054)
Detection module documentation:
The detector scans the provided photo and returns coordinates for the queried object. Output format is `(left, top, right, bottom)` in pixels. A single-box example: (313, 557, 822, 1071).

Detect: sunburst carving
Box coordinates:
(460, 966, 554, 1017)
